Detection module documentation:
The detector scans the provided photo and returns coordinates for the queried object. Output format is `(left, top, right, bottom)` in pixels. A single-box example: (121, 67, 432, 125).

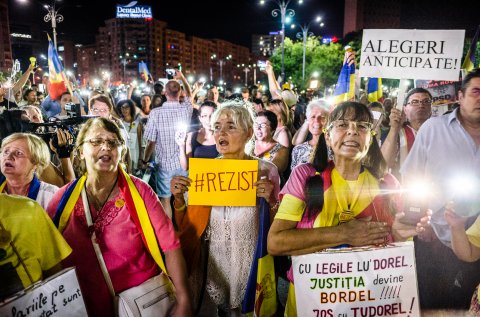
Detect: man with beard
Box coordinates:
(381, 88, 432, 176)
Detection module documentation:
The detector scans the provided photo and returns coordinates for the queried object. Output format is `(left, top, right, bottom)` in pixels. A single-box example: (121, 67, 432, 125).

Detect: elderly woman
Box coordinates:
(0, 133, 58, 209)
(88, 94, 131, 172)
(46, 117, 191, 317)
(171, 103, 280, 315)
(253, 110, 289, 174)
(267, 102, 427, 316)
(290, 99, 330, 170)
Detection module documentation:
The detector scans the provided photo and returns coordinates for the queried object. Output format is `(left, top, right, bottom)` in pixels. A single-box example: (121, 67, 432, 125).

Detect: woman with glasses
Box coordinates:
(290, 99, 330, 170)
(267, 102, 428, 316)
(46, 117, 192, 317)
(0, 133, 58, 210)
(88, 94, 132, 172)
(176, 101, 218, 170)
(253, 110, 289, 173)
(171, 103, 280, 315)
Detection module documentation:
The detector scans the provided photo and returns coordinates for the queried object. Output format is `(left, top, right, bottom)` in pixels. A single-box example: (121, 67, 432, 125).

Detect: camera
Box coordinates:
(64, 102, 81, 118)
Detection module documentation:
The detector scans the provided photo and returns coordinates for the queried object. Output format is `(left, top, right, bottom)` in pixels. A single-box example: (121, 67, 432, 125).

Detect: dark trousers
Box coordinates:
(415, 236, 480, 309)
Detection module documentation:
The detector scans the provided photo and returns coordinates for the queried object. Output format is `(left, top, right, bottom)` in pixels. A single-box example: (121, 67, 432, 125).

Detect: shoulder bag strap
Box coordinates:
(81, 187, 116, 298)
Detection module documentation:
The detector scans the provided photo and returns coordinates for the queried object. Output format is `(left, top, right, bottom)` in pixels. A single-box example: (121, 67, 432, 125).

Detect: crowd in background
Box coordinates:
(0, 62, 479, 317)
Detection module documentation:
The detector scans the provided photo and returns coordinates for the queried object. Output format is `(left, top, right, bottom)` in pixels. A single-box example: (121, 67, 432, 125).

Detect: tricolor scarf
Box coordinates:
(298, 162, 395, 233)
(0, 174, 41, 201)
(398, 123, 416, 167)
(53, 167, 168, 274)
(286, 162, 397, 282)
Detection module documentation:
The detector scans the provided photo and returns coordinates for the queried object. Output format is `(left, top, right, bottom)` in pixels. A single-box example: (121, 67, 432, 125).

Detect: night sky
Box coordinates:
(9, 0, 345, 48)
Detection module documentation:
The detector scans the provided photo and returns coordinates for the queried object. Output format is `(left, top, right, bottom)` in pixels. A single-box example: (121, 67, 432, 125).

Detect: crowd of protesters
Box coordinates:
(0, 62, 479, 317)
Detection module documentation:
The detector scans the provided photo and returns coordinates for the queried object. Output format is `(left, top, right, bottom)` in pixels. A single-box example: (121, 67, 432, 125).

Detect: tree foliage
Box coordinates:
(269, 30, 480, 93)
(269, 37, 345, 91)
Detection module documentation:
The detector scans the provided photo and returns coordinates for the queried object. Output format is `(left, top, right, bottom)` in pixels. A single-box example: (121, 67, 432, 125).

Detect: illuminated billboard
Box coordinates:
(116, 1, 152, 19)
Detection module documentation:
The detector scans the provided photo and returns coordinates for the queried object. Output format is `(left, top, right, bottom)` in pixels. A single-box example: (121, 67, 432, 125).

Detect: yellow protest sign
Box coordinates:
(188, 158, 259, 206)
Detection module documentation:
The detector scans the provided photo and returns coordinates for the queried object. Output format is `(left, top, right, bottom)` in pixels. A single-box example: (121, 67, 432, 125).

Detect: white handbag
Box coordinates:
(81, 188, 176, 317)
(117, 273, 175, 317)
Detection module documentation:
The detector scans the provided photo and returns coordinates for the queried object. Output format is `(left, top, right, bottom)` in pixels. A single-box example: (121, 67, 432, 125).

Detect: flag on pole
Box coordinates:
(138, 61, 151, 82)
(462, 25, 480, 72)
(367, 77, 383, 103)
(47, 34, 67, 100)
(241, 198, 277, 317)
(333, 46, 356, 105)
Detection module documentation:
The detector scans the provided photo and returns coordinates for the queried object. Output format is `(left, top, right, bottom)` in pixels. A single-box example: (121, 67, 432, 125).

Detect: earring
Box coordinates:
(327, 146, 333, 159)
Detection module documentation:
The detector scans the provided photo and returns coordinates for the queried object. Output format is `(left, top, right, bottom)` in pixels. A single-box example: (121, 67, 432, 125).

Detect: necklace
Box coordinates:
(85, 176, 118, 220)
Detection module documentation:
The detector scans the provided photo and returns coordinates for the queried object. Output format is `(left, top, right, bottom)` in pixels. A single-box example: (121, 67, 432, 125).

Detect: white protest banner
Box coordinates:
(292, 242, 420, 317)
(359, 29, 465, 81)
(0, 267, 88, 317)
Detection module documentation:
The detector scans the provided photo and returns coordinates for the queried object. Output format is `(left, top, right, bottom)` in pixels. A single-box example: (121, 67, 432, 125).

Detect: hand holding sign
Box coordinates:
(254, 176, 275, 202)
(188, 158, 259, 206)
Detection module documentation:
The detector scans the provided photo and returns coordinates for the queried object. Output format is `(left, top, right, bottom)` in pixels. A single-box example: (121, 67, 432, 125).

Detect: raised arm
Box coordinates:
(381, 108, 403, 168)
(265, 61, 282, 100)
(12, 64, 34, 95)
(175, 70, 192, 98)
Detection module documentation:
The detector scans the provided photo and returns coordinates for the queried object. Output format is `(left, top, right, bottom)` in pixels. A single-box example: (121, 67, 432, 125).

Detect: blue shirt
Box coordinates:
(40, 92, 86, 118)
(400, 108, 480, 246)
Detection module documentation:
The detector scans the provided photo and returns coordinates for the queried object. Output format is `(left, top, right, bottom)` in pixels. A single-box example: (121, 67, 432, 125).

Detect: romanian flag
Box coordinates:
(242, 198, 277, 317)
(462, 25, 480, 72)
(367, 77, 383, 103)
(333, 46, 356, 105)
(138, 61, 151, 82)
(47, 34, 67, 100)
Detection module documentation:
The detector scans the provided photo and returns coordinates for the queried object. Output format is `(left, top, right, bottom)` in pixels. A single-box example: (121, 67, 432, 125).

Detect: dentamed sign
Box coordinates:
(359, 29, 465, 80)
(188, 158, 258, 206)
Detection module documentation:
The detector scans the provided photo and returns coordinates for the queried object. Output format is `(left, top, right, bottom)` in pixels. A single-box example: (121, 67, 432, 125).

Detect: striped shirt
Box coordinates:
(144, 100, 193, 171)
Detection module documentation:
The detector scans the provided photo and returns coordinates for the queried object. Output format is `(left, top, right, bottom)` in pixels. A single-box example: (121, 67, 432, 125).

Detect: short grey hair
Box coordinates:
(306, 99, 330, 118)
(211, 100, 255, 132)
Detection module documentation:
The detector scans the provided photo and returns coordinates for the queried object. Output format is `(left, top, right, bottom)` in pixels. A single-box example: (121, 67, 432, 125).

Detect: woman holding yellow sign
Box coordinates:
(171, 102, 280, 315)
(267, 101, 428, 316)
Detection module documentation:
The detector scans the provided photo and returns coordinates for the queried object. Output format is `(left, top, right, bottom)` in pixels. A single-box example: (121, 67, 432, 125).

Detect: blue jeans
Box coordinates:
(155, 167, 187, 198)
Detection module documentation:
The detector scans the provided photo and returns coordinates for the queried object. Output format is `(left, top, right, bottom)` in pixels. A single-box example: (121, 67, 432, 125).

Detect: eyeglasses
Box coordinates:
(329, 120, 373, 133)
(254, 123, 270, 129)
(407, 99, 432, 106)
(84, 138, 123, 148)
(90, 108, 109, 114)
(1, 148, 27, 159)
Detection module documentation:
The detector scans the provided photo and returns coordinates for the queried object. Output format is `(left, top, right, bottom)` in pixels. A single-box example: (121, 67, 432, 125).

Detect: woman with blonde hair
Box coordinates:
(47, 117, 192, 316)
(0, 132, 58, 209)
(171, 102, 280, 315)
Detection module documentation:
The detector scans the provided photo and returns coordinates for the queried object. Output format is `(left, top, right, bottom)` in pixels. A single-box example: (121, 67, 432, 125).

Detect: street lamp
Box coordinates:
(43, 1, 63, 49)
(260, 0, 302, 80)
(291, 16, 324, 81)
(211, 53, 232, 82)
(17, 0, 63, 49)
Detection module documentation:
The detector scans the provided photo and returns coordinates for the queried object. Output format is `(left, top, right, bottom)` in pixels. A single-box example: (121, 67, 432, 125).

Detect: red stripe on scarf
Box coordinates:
(403, 125, 416, 152)
(117, 172, 152, 256)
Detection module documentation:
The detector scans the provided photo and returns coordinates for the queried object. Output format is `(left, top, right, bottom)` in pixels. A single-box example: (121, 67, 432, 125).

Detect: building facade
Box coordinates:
(0, 0, 13, 72)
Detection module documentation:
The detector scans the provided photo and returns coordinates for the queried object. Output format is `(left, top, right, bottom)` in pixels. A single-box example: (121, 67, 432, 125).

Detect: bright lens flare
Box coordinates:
(404, 180, 432, 200)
